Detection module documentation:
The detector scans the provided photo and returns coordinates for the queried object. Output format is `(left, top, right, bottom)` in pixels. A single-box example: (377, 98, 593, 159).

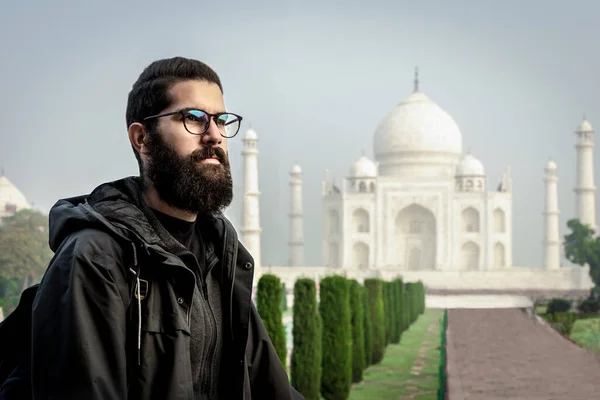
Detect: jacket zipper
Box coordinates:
(176, 248, 219, 398)
(175, 250, 198, 326)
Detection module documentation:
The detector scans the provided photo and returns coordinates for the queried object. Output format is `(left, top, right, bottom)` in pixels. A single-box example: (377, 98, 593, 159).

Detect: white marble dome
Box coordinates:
(373, 90, 463, 161)
(546, 159, 557, 171)
(0, 174, 30, 217)
(351, 156, 377, 178)
(578, 119, 593, 132)
(456, 154, 485, 176)
(244, 128, 258, 140)
(291, 164, 302, 175)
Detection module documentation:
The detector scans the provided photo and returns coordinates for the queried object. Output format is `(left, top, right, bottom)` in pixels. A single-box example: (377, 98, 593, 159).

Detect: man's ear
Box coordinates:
(128, 122, 149, 156)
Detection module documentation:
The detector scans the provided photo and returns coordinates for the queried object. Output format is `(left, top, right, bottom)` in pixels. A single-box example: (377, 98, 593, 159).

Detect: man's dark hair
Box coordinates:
(125, 56, 224, 171)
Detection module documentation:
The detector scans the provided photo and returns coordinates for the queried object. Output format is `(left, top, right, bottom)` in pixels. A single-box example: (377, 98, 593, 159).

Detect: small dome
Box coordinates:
(456, 154, 485, 176)
(351, 156, 377, 178)
(578, 119, 593, 132)
(291, 164, 302, 174)
(244, 128, 258, 140)
(0, 175, 31, 217)
(546, 159, 557, 170)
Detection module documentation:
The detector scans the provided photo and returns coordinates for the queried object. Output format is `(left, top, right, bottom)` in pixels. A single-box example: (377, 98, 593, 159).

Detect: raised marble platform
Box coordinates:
(426, 294, 533, 309)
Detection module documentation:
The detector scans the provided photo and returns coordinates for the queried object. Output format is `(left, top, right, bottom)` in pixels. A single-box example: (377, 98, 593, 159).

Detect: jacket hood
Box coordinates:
(48, 176, 225, 255)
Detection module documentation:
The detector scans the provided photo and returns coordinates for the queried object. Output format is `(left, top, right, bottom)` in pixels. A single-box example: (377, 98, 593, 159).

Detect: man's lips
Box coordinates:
(198, 157, 221, 164)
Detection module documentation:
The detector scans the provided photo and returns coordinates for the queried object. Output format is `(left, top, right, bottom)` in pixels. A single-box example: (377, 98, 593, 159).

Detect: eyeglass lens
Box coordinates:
(184, 109, 240, 138)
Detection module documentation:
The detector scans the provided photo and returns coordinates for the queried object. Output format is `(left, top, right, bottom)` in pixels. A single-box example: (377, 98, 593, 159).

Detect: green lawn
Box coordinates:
(349, 310, 443, 400)
(570, 317, 600, 354)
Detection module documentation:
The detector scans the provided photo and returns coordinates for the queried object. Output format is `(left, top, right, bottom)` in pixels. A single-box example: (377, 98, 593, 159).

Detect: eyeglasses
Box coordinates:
(143, 108, 243, 138)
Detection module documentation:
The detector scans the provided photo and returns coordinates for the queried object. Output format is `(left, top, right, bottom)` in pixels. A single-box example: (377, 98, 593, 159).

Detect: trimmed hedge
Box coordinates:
(403, 291, 410, 330)
(256, 274, 287, 368)
(547, 298, 572, 314)
(383, 282, 393, 345)
(405, 282, 419, 324)
(390, 278, 403, 343)
(540, 312, 577, 336)
(416, 281, 426, 314)
(291, 278, 322, 400)
(362, 285, 373, 367)
(349, 280, 366, 383)
(281, 282, 288, 311)
(320, 276, 352, 400)
(364, 278, 386, 364)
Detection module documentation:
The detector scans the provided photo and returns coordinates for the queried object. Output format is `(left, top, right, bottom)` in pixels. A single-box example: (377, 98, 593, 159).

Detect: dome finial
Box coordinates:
(361, 148, 366, 157)
(413, 66, 419, 92)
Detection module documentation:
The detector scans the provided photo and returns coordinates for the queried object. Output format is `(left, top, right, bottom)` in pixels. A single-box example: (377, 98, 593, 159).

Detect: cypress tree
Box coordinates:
(349, 280, 366, 383)
(417, 281, 426, 314)
(383, 282, 392, 345)
(392, 278, 405, 339)
(320, 276, 352, 400)
(291, 278, 322, 400)
(281, 282, 288, 311)
(405, 282, 414, 324)
(364, 278, 386, 364)
(362, 285, 373, 367)
(403, 290, 410, 329)
(256, 274, 287, 368)
(389, 280, 400, 344)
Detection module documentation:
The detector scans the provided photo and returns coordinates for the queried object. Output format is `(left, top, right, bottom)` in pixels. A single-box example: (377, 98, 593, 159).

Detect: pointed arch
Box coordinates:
(462, 207, 480, 233)
(352, 241, 369, 270)
(493, 208, 506, 233)
(329, 209, 340, 235)
(352, 208, 370, 233)
(494, 242, 506, 268)
(394, 204, 436, 270)
(461, 241, 480, 270)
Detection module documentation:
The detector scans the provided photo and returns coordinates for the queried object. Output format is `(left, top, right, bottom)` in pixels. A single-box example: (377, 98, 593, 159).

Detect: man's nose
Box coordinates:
(201, 118, 223, 145)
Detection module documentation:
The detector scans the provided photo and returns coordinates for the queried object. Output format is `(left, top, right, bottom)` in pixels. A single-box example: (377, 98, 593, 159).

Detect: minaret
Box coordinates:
(288, 163, 304, 266)
(241, 127, 262, 269)
(544, 159, 561, 270)
(574, 118, 597, 231)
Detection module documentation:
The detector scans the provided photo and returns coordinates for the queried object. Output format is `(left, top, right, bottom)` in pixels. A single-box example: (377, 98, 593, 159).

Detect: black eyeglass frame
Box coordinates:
(143, 108, 243, 138)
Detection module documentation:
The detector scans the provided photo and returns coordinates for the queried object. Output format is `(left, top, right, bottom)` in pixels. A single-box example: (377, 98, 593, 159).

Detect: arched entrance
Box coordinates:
(394, 204, 437, 270)
(461, 241, 480, 270)
(352, 242, 369, 270)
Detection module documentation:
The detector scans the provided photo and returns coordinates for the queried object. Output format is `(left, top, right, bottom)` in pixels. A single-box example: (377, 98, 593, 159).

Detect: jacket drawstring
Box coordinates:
(130, 241, 142, 366)
(136, 275, 142, 366)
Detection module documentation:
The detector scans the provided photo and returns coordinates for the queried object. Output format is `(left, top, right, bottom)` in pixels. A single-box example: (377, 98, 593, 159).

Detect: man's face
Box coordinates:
(143, 80, 233, 216)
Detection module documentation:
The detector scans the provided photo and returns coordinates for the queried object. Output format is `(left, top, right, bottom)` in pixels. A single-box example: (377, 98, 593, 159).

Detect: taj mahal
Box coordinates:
(0, 73, 596, 298)
(240, 73, 596, 295)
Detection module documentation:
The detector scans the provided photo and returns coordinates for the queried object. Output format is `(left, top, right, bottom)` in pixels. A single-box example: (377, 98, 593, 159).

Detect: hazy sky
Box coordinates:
(1, 0, 599, 268)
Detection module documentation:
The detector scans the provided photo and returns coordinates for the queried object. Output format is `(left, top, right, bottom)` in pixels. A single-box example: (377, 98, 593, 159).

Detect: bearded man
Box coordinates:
(29, 57, 303, 400)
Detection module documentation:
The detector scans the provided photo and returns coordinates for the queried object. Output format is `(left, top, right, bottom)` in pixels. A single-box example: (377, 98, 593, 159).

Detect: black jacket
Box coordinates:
(30, 177, 303, 400)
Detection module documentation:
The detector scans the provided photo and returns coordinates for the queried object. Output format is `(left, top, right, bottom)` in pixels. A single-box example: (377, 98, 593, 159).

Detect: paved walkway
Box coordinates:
(446, 308, 600, 400)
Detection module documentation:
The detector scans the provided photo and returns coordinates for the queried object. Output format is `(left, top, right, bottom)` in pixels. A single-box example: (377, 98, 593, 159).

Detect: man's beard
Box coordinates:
(144, 130, 233, 216)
